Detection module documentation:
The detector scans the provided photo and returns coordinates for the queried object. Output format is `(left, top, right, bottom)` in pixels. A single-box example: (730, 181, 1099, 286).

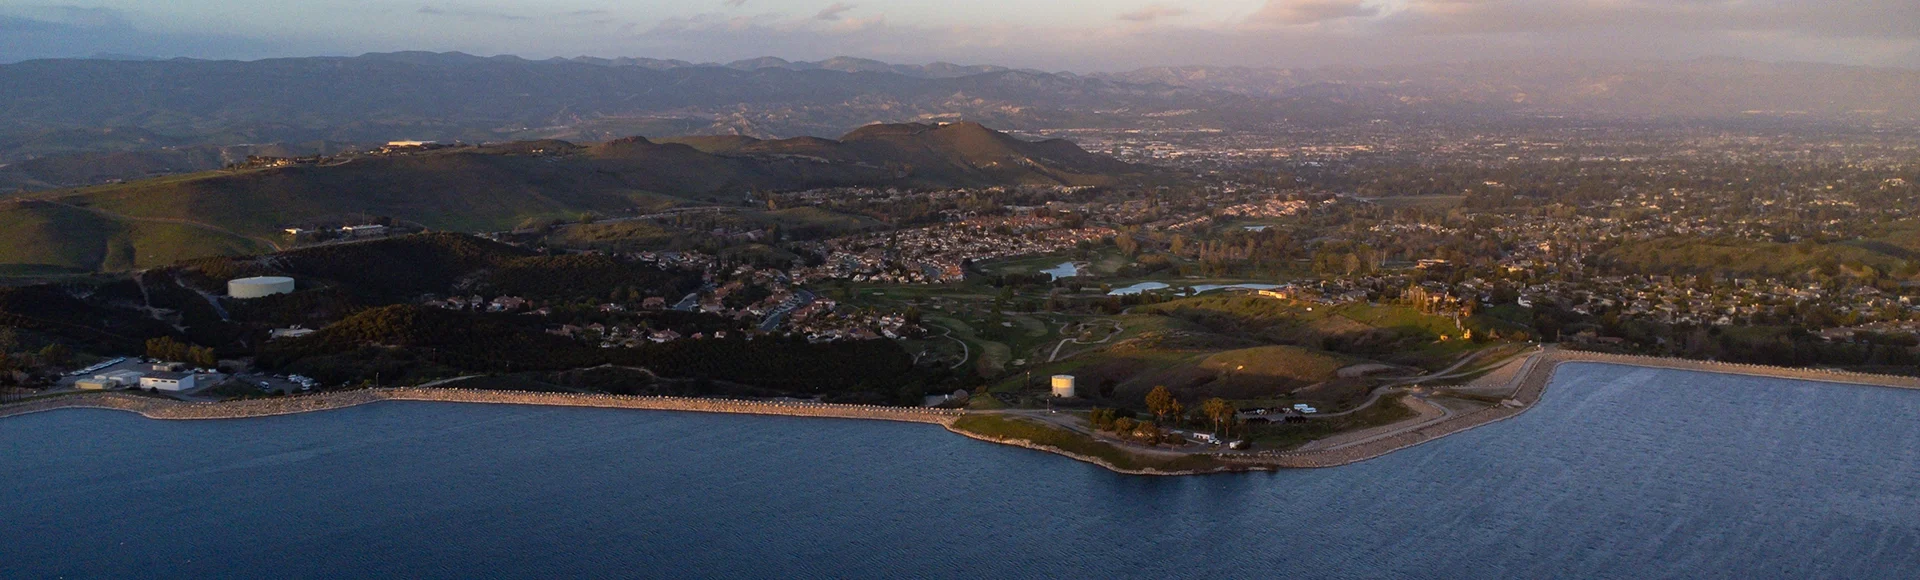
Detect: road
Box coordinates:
(1296, 394, 1455, 452)
(175, 273, 230, 322)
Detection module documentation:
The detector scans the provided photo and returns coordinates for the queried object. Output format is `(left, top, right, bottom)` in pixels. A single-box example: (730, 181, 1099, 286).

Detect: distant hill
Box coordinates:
(1096, 58, 1920, 119)
(1, 122, 1139, 273)
(0, 139, 352, 191)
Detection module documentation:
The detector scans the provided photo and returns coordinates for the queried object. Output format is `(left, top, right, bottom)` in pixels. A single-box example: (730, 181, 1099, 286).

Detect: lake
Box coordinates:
(5, 363, 1919, 578)
(1107, 282, 1281, 295)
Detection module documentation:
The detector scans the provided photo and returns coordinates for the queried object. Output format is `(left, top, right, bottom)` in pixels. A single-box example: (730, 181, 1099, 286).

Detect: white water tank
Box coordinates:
(1051, 375, 1076, 398)
(228, 276, 295, 299)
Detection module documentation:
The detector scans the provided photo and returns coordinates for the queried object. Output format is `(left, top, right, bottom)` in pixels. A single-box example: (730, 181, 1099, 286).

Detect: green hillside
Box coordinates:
(0, 199, 271, 274)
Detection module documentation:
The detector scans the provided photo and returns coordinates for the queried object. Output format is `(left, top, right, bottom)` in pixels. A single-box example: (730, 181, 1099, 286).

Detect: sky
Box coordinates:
(2, 0, 1917, 71)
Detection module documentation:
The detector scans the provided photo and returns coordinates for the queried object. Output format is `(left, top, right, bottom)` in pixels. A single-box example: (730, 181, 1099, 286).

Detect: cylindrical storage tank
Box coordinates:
(1050, 375, 1076, 398)
(228, 276, 296, 299)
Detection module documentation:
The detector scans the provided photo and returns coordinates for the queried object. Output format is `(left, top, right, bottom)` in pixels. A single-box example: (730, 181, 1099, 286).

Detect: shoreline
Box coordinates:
(5, 350, 1917, 476)
(1208, 349, 1920, 470)
(0, 387, 962, 425)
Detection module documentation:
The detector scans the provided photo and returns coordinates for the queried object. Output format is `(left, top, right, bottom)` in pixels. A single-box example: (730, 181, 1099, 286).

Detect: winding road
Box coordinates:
(924, 323, 971, 369)
(1047, 319, 1121, 362)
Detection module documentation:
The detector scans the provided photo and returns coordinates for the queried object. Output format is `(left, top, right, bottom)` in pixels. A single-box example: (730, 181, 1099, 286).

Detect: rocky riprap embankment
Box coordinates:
(6, 351, 1911, 476)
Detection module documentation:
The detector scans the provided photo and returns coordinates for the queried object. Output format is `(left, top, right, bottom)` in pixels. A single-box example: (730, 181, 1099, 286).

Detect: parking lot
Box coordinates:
(231, 373, 316, 395)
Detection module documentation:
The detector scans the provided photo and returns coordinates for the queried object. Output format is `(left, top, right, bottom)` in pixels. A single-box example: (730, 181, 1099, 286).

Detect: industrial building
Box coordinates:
(229, 276, 295, 299)
(139, 372, 198, 392)
(1051, 375, 1076, 398)
(76, 370, 144, 390)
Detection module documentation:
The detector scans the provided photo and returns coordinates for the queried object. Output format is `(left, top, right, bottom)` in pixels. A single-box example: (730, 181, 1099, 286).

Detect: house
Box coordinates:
(341, 224, 388, 237)
(139, 372, 198, 392)
(642, 297, 667, 310)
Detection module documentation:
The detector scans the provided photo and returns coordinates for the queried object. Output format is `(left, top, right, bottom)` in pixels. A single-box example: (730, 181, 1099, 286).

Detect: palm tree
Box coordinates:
(1203, 397, 1237, 438)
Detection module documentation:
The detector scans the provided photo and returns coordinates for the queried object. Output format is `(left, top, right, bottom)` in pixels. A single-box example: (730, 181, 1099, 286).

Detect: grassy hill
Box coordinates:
(9, 122, 1140, 273)
(0, 199, 272, 274)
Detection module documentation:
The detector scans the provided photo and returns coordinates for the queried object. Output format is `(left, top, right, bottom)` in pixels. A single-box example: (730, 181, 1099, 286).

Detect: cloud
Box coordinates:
(1373, 0, 1920, 39)
(0, 6, 281, 62)
(1118, 5, 1188, 23)
(814, 3, 856, 21)
(1250, 0, 1379, 26)
(4, 0, 1919, 71)
(418, 5, 529, 22)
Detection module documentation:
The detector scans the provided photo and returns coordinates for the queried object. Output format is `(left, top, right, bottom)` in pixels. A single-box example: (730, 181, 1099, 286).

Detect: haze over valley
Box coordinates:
(4, 2, 1920, 578)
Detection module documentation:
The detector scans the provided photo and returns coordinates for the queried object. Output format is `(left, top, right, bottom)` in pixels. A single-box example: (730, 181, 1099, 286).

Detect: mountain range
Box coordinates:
(3, 52, 1918, 193)
(3, 53, 1915, 165)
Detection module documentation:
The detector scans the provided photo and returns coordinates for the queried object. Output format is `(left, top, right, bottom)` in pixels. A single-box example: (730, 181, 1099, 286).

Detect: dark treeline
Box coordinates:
(260, 305, 925, 402)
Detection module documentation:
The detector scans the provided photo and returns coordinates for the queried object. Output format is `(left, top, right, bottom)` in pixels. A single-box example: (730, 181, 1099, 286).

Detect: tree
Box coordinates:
(188, 346, 219, 370)
(1089, 408, 1116, 431)
(37, 343, 72, 368)
(1202, 397, 1237, 438)
(1145, 385, 1179, 426)
(0, 326, 17, 355)
(147, 337, 186, 361)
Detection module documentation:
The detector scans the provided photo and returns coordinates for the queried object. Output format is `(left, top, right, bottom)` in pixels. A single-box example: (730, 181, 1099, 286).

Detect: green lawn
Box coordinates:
(950, 414, 1232, 472)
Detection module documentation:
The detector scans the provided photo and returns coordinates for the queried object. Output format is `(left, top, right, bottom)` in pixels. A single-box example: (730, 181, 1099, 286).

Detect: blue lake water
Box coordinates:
(5, 363, 1919, 579)
(1040, 261, 1080, 280)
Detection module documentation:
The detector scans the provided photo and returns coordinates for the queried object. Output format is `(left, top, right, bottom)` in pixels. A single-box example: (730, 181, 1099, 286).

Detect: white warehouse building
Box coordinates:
(228, 276, 295, 299)
(139, 372, 198, 392)
(1051, 375, 1076, 398)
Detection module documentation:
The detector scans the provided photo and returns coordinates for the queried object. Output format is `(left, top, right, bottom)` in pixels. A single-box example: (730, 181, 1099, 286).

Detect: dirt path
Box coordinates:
(1047, 319, 1120, 362)
(1449, 351, 1538, 397)
(1296, 395, 1452, 451)
(416, 375, 481, 388)
(992, 408, 1208, 459)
